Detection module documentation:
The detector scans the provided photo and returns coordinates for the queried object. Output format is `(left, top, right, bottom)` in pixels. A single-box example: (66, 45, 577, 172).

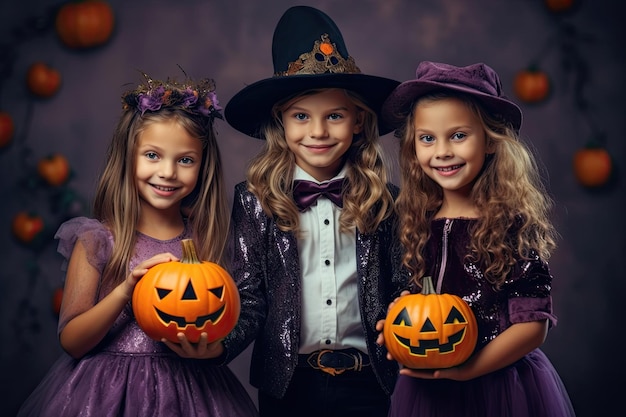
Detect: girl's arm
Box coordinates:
(59, 241, 175, 359)
(400, 319, 549, 380)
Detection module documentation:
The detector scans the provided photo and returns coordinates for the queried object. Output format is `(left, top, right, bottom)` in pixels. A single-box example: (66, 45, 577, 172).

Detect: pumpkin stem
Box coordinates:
(180, 239, 201, 264)
(421, 276, 436, 295)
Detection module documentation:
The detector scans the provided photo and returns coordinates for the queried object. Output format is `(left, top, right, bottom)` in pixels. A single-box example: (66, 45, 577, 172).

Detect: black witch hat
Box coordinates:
(225, 5, 400, 139)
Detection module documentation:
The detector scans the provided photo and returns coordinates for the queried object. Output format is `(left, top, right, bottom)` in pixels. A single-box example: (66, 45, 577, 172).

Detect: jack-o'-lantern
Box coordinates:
(383, 276, 478, 369)
(132, 239, 240, 343)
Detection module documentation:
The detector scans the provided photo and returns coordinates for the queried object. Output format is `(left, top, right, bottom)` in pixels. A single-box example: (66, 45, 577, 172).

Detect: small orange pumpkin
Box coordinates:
(52, 287, 64, 315)
(513, 68, 550, 103)
(26, 62, 61, 98)
(38, 153, 70, 186)
(55, 0, 115, 49)
(545, 0, 574, 12)
(132, 239, 240, 343)
(383, 276, 478, 369)
(12, 212, 45, 244)
(0, 111, 14, 148)
(573, 145, 612, 187)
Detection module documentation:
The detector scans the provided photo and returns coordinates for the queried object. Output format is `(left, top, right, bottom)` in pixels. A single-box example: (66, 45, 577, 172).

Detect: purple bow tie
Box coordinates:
(293, 178, 345, 211)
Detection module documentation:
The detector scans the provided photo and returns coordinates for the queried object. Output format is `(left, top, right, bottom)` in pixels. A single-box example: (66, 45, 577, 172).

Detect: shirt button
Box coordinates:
(325, 259, 330, 266)
(325, 339, 331, 345)
(324, 219, 330, 225)
(326, 299, 332, 305)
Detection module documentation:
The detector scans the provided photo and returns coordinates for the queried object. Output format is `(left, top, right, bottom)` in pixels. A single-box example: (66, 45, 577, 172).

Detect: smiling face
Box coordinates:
(281, 88, 363, 181)
(135, 119, 203, 214)
(412, 97, 491, 201)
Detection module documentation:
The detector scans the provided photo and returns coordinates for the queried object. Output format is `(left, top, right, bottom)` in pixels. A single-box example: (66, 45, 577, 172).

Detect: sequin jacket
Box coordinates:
(222, 181, 408, 399)
(424, 218, 558, 350)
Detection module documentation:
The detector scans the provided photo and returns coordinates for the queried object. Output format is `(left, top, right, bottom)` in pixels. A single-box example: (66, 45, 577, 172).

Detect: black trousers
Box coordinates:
(258, 365, 390, 417)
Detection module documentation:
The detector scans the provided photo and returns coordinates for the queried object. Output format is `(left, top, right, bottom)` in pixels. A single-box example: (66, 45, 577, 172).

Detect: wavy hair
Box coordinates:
(395, 92, 558, 288)
(92, 108, 229, 293)
(246, 88, 394, 235)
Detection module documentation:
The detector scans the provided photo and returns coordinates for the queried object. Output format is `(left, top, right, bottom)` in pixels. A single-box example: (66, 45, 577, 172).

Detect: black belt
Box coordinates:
(297, 348, 370, 376)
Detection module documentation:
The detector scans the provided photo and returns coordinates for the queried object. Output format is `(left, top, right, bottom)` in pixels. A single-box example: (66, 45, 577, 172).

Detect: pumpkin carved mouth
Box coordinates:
(155, 304, 226, 328)
(393, 327, 466, 355)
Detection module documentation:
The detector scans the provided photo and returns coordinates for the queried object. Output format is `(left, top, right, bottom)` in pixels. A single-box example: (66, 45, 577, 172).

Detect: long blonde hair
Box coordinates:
(396, 92, 557, 288)
(246, 88, 394, 235)
(93, 108, 229, 293)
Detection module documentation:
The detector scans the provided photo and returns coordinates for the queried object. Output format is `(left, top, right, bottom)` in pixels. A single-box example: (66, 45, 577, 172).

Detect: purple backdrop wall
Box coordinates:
(1, 1, 623, 416)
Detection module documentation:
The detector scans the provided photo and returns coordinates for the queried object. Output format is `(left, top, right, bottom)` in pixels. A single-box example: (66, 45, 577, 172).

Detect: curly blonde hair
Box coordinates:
(395, 92, 558, 288)
(246, 88, 394, 235)
(93, 108, 229, 293)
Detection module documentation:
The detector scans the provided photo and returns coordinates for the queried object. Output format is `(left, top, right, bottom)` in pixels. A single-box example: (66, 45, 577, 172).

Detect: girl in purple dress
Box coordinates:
(17, 75, 258, 417)
(377, 61, 576, 416)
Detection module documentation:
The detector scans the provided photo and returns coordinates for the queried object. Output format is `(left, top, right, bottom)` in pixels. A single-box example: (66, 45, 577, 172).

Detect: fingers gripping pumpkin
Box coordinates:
(383, 276, 477, 369)
(132, 239, 240, 343)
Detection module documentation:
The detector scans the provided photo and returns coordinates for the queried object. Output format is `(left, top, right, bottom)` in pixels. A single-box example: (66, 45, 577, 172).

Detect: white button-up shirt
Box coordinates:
(294, 165, 366, 354)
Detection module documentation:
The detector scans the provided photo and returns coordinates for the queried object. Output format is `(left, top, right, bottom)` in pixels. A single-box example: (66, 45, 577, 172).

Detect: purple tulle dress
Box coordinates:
(17, 217, 258, 417)
(389, 218, 576, 417)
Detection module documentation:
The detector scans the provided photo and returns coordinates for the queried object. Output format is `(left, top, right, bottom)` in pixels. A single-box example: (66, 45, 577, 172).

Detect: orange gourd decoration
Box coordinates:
(573, 144, 612, 187)
(0, 111, 15, 148)
(383, 276, 478, 369)
(513, 67, 550, 103)
(12, 211, 45, 244)
(55, 0, 115, 49)
(132, 239, 240, 343)
(545, 0, 574, 12)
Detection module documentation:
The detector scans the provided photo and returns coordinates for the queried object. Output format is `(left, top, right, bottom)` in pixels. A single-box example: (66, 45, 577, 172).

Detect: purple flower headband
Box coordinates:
(122, 73, 223, 121)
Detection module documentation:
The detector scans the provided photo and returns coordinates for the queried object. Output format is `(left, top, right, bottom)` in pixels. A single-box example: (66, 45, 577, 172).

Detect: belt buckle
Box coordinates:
(306, 349, 363, 376)
(317, 349, 345, 376)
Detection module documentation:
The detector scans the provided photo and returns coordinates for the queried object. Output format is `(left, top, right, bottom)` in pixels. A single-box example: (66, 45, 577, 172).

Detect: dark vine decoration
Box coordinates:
(1, 3, 90, 350)
(519, 1, 615, 190)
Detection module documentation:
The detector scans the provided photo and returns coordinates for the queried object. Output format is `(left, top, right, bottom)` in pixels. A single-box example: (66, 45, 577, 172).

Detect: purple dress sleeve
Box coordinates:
(54, 216, 113, 277)
(507, 254, 558, 327)
(54, 217, 113, 334)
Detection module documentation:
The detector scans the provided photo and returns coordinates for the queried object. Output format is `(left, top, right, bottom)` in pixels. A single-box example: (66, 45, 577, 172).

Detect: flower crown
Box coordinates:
(121, 73, 223, 121)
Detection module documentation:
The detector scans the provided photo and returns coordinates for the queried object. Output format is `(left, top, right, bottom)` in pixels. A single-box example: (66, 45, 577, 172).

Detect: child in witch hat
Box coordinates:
(218, 5, 408, 417)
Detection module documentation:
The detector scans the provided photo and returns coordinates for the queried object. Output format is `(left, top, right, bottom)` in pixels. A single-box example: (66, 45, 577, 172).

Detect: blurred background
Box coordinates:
(0, 0, 623, 416)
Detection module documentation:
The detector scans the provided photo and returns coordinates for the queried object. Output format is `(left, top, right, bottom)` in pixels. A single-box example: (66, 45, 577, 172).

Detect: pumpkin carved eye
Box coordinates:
(383, 276, 478, 369)
(133, 239, 240, 343)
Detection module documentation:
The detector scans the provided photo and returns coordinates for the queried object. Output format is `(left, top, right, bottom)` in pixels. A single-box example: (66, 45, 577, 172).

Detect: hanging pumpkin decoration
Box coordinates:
(12, 212, 45, 244)
(545, 0, 574, 13)
(573, 144, 612, 187)
(26, 62, 62, 98)
(132, 239, 240, 343)
(383, 276, 478, 369)
(513, 67, 550, 103)
(55, 0, 115, 49)
(38, 153, 71, 186)
(0, 111, 14, 148)
(52, 287, 64, 315)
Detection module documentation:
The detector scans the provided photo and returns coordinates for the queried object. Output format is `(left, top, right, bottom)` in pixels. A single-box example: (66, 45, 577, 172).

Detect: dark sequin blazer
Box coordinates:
(222, 181, 408, 399)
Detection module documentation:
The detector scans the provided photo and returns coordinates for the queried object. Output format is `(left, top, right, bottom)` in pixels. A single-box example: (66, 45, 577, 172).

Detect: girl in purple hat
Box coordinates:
(377, 61, 576, 416)
(16, 75, 258, 417)
(216, 5, 408, 417)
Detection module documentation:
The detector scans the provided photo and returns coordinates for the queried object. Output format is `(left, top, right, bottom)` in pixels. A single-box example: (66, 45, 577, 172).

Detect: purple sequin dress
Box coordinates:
(389, 218, 575, 417)
(17, 217, 258, 417)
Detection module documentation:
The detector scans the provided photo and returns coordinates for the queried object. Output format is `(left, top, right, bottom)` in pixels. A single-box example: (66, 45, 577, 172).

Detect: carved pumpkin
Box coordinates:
(132, 239, 240, 343)
(383, 276, 478, 369)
